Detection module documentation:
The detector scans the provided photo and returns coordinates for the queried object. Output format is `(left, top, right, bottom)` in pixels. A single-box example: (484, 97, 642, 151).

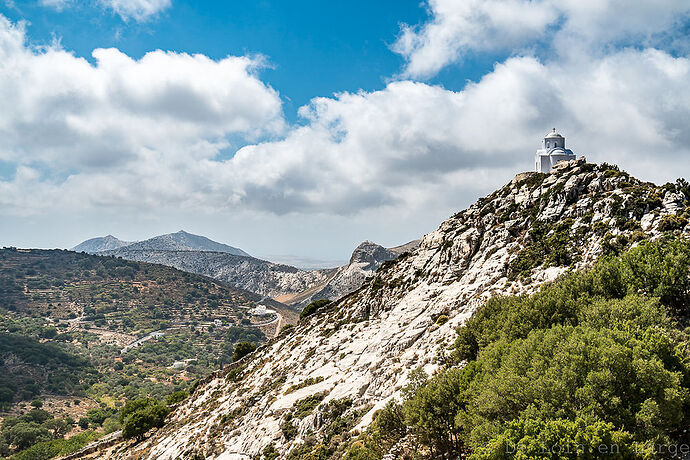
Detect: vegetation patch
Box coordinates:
(508, 218, 578, 280)
(299, 299, 332, 320)
(658, 214, 688, 232)
(342, 238, 690, 459)
(284, 376, 324, 395)
(293, 393, 326, 419)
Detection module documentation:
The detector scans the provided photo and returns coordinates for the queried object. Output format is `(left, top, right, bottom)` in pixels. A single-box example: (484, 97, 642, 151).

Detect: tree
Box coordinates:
(403, 366, 475, 457)
(78, 418, 89, 430)
(232, 341, 257, 362)
(300, 299, 332, 319)
(3, 422, 51, 450)
(475, 417, 634, 459)
(119, 398, 169, 440)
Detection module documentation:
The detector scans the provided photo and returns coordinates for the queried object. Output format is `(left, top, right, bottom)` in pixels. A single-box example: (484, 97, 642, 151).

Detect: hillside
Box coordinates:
(102, 159, 690, 459)
(0, 249, 293, 328)
(0, 249, 293, 458)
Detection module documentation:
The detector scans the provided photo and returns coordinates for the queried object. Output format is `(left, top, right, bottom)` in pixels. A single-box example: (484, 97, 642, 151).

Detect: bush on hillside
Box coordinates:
(346, 238, 690, 459)
(232, 341, 257, 362)
(300, 299, 332, 320)
(119, 398, 169, 440)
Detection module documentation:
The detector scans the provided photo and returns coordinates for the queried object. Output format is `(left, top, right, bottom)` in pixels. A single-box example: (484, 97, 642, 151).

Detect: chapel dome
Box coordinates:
(545, 128, 563, 139)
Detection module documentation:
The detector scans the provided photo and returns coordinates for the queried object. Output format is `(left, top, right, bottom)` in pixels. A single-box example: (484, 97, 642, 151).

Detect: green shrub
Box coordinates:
(165, 390, 188, 406)
(262, 443, 279, 460)
(225, 365, 246, 383)
(119, 398, 169, 440)
(293, 393, 326, 419)
(300, 299, 332, 320)
(9, 431, 100, 460)
(280, 414, 297, 440)
(343, 442, 380, 460)
(434, 315, 449, 326)
(658, 214, 688, 232)
(284, 376, 324, 395)
(232, 341, 257, 362)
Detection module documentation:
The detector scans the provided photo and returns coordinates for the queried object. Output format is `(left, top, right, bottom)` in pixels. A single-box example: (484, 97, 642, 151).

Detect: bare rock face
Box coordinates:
(104, 161, 689, 460)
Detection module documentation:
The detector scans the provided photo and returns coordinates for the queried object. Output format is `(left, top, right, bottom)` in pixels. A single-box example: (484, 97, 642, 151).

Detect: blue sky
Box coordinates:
(1, 1, 438, 120)
(1, 0, 690, 261)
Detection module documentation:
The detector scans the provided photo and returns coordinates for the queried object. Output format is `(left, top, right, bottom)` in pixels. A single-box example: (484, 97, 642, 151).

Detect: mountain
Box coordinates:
(71, 234, 132, 253)
(101, 159, 690, 459)
(98, 249, 333, 300)
(72, 230, 250, 257)
(97, 235, 413, 306)
(120, 230, 250, 256)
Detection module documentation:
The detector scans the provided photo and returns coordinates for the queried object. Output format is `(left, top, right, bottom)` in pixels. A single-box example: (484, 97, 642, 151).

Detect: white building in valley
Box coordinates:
(535, 129, 576, 173)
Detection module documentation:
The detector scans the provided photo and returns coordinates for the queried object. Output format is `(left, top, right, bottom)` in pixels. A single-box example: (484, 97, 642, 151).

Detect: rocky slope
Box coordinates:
(101, 159, 690, 459)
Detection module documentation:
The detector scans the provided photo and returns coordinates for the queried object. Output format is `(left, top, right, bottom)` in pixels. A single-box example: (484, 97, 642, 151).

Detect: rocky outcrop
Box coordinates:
(102, 160, 690, 460)
(294, 240, 419, 307)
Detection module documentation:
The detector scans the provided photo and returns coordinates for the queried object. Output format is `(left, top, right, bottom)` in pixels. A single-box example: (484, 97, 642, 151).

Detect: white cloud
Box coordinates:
(2, 10, 690, 248)
(40, 0, 171, 22)
(40, 0, 71, 12)
(99, 0, 171, 22)
(0, 15, 284, 174)
(394, 0, 690, 79)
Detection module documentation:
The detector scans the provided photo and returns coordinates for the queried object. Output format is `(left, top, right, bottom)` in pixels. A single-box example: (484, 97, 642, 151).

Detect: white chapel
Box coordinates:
(535, 129, 576, 173)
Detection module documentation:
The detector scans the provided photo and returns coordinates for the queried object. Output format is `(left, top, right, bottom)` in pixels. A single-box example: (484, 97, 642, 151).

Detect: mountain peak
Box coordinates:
(71, 235, 132, 253)
(72, 231, 250, 257)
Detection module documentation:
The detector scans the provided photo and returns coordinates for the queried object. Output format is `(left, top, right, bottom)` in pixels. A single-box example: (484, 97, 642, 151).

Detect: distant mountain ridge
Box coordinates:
(72, 230, 250, 257)
(71, 235, 132, 253)
(76, 232, 416, 307)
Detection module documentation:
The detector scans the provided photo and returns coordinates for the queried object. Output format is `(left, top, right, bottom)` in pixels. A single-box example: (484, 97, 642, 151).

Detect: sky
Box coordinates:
(1, 0, 690, 262)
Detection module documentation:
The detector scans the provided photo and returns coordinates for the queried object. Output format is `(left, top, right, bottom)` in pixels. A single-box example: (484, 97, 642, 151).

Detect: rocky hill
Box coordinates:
(73, 231, 250, 257)
(95, 159, 690, 459)
(278, 240, 420, 307)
